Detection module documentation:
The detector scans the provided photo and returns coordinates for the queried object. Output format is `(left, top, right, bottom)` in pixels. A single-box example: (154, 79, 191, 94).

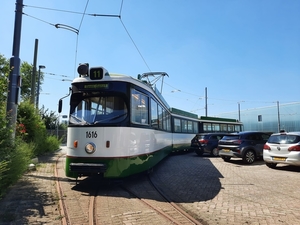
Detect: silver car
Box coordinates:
(263, 131, 300, 168)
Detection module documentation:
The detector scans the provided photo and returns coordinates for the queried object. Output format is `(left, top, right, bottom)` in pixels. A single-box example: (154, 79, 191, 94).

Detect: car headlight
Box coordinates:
(85, 142, 96, 154)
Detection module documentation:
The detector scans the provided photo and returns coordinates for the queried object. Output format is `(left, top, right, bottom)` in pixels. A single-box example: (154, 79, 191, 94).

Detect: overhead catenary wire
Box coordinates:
(23, 5, 296, 109)
(23, 2, 299, 108)
(119, 19, 151, 71)
(23, 0, 151, 74)
(73, 0, 90, 77)
(44, 72, 72, 78)
(24, 4, 120, 18)
(22, 2, 299, 117)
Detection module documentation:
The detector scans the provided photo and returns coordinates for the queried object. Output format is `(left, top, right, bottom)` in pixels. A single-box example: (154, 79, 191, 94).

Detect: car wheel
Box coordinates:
(221, 156, 231, 162)
(211, 148, 219, 157)
(243, 150, 255, 164)
(266, 162, 277, 168)
(195, 149, 204, 156)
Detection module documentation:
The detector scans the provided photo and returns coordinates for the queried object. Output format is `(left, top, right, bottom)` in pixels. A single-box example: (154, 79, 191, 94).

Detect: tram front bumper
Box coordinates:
(69, 163, 107, 175)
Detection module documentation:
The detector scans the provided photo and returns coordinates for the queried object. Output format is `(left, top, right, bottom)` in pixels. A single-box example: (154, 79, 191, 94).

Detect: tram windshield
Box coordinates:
(69, 93, 128, 125)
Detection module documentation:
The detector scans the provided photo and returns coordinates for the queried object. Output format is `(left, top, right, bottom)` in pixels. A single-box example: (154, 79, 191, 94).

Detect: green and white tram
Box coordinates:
(59, 64, 199, 179)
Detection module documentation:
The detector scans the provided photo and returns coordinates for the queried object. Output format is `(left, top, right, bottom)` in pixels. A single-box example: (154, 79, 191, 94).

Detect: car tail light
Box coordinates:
(263, 144, 271, 150)
(288, 145, 300, 151)
(199, 139, 209, 144)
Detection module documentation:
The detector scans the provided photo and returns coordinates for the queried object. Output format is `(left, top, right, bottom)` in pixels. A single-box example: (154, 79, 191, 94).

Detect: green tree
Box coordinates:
(0, 54, 10, 106)
(17, 100, 61, 156)
(19, 61, 44, 101)
(41, 107, 59, 129)
(0, 54, 44, 102)
(0, 54, 13, 159)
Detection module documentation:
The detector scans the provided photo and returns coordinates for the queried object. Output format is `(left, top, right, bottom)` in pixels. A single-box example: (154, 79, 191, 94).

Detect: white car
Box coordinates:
(263, 131, 300, 168)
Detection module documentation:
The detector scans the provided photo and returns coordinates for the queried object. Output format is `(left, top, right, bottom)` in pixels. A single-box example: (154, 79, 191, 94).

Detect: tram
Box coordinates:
(198, 116, 243, 133)
(58, 64, 199, 179)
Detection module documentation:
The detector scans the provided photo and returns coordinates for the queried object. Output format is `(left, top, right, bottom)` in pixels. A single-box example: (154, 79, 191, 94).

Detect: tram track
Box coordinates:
(55, 153, 202, 225)
(89, 194, 96, 225)
(55, 153, 99, 225)
(54, 154, 68, 225)
(121, 175, 202, 225)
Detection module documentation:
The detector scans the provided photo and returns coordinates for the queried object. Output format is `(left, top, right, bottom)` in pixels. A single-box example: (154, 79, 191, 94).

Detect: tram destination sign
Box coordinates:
(82, 83, 109, 90)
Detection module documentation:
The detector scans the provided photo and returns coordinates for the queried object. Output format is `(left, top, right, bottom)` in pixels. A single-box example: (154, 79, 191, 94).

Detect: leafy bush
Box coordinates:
(5, 140, 34, 183)
(0, 54, 61, 198)
(17, 101, 49, 156)
(44, 135, 61, 153)
(0, 161, 9, 198)
(0, 139, 34, 199)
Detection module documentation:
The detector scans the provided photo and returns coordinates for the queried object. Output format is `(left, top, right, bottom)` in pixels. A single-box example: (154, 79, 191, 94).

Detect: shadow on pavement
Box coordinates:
(69, 152, 224, 204)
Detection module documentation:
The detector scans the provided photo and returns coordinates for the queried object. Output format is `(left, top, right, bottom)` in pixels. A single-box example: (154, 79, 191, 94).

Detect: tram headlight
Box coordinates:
(85, 142, 96, 154)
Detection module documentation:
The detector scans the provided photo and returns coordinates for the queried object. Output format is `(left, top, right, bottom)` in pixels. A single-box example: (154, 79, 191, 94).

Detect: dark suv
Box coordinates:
(218, 131, 271, 164)
(190, 133, 228, 156)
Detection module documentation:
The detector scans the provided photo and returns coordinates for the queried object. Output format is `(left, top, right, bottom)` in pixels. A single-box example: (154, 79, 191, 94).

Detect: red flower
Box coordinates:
(18, 123, 26, 134)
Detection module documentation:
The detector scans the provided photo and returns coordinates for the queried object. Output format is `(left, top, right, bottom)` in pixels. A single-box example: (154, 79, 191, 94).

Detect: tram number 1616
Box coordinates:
(86, 131, 98, 138)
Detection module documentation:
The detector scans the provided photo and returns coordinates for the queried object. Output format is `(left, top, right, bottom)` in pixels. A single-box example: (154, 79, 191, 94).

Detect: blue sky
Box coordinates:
(1, 0, 299, 119)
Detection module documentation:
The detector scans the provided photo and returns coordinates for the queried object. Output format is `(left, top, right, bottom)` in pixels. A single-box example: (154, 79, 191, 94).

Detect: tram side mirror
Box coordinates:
(58, 99, 62, 113)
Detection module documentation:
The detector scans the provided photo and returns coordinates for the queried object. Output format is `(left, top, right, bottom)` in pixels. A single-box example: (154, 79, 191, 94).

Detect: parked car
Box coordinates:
(263, 131, 300, 168)
(190, 133, 228, 156)
(218, 131, 271, 164)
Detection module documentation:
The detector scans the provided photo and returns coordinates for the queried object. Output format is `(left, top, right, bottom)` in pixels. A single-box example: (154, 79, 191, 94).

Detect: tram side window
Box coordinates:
(235, 125, 241, 132)
(228, 124, 234, 132)
(187, 121, 193, 133)
(212, 123, 220, 132)
(158, 105, 163, 129)
(174, 118, 181, 132)
(220, 124, 227, 131)
(193, 122, 198, 133)
(165, 113, 171, 131)
(162, 110, 171, 132)
(131, 89, 149, 124)
(150, 99, 158, 128)
(162, 108, 167, 130)
(181, 120, 188, 132)
(203, 123, 212, 132)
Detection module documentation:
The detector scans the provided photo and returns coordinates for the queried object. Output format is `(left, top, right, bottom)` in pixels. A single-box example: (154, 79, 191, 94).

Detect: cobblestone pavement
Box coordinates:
(152, 152, 300, 225)
(0, 150, 63, 225)
(1, 147, 300, 225)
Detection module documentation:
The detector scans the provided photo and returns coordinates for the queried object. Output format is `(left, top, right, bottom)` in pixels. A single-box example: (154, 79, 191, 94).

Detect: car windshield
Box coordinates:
(221, 135, 240, 140)
(268, 134, 300, 144)
(197, 135, 206, 140)
(69, 93, 127, 125)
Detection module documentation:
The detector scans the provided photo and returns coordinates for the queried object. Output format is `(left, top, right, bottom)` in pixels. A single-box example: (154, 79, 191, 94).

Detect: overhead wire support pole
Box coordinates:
(7, 0, 23, 138)
(31, 39, 38, 104)
(277, 101, 281, 132)
(205, 87, 208, 117)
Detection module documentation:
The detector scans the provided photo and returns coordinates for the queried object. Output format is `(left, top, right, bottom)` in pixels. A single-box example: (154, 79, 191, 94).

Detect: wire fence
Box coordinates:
(47, 129, 67, 143)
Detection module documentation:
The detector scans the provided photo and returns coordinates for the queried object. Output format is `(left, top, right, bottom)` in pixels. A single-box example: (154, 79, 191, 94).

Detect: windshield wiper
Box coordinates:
(70, 115, 90, 125)
(93, 113, 127, 124)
